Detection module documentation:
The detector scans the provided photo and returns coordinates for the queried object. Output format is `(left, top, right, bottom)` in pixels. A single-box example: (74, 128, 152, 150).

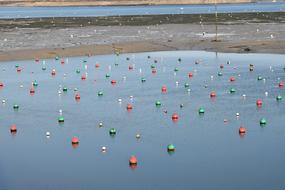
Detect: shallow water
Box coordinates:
(0, 2, 284, 19)
(0, 51, 285, 190)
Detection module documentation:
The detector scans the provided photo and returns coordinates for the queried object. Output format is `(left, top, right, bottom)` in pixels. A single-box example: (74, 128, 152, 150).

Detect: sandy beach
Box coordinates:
(0, 12, 284, 61)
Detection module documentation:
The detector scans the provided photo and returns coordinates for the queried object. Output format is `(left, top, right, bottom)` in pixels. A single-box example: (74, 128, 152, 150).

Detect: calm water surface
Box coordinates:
(0, 2, 284, 19)
(0, 51, 285, 190)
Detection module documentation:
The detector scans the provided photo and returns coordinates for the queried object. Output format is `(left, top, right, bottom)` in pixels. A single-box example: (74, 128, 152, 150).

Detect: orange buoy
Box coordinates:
(129, 156, 138, 165)
(172, 113, 179, 120)
(126, 103, 133, 110)
(71, 137, 79, 144)
(188, 72, 193, 78)
(81, 75, 86, 80)
(279, 81, 284, 88)
(111, 80, 117, 85)
(75, 94, 81, 100)
(10, 124, 17, 133)
(239, 127, 246, 134)
(95, 63, 100, 68)
(229, 76, 235, 82)
(161, 85, 167, 93)
(256, 99, 262, 107)
(210, 91, 216, 98)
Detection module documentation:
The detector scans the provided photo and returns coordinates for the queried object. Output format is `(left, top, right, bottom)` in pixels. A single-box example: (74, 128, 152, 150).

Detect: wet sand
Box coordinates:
(0, 12, 284, 61)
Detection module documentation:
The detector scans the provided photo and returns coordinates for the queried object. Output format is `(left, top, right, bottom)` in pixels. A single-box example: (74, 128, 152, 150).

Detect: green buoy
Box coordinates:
(105, 74, 110, 78)
(218, 72, 223, 76)
(13, 104, 19, 110)
(276, 95, 282, 101)
(15, 64, 19, 68)
(155, 101, 161, 107)
(198, 107, 205, 114)
(174, 68, 179, 72)
(55, 56, 59, 60)
(58, 116, 64, 123)
(257, 76, 263, 80)
(230, 88, 236, 93)
(184, 83, 190, 88)
(151, 65, 155, 69)
(167, 144, 175, 152)
(76, 69, 80, 74)
(98, 91, 103, 96)
(42, 66, 46, 71)
(260, 118, 267, 125)
(109, 128, 116, 135)
(63, 87, 68, 92)
(33, 80, 38, 87)
(141, 77, 146, 83)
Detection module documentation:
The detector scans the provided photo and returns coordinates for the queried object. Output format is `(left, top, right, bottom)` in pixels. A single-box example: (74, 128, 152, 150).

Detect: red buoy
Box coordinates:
(61, 59, 65, 64)
(128, 65, 133, 70)
(71, 137, 79, 144)
(17, 68, 22, 72)
(229, 76, 235, 82)
(0, 82, 4, 87)
(111, 80, 117, 85)
(95, 63, 100, 68)
(129, 156, 138, 165)
(51, 69, 56, 76)
(239, 127, 246, 134)
(10, 124, 17, 133)
(161, 85, 167, 93)
(279, 81, 284, 88)
(210, 91, 216, 98)
(81, 75, 86, 80)
(30, 87, 35, 94)
(75, 93, 81, 100)
(188, 72, 193, 78)
(152, 69, 157, 74)
(220, 64, 224, 69)
(35, 58, 39, 63)
(256, 99, 262, 107)
(126, 103, 133, 110)
(172, 113, 179, 121)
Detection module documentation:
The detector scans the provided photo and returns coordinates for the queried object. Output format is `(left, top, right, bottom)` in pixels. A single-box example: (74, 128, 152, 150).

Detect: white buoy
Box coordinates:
(46, 132, 50, 137)
(136, 134, 141, 139)
(101, 146, 107, 152)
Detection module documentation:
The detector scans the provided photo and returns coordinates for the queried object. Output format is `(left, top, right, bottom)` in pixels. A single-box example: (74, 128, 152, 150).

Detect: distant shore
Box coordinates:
(0, 12, 284, 61)
(0, 0, 253, 7)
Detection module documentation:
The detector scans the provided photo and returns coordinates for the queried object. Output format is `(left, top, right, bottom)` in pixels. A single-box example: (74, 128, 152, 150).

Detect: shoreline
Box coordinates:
(1, 39, 285, 62)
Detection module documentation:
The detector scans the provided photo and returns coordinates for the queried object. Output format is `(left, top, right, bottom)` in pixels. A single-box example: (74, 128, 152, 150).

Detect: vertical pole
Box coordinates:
(215, 0, 218, 41)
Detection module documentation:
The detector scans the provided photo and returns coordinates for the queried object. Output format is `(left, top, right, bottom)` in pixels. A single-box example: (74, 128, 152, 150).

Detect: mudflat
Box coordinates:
(0, 12, 284, 61)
